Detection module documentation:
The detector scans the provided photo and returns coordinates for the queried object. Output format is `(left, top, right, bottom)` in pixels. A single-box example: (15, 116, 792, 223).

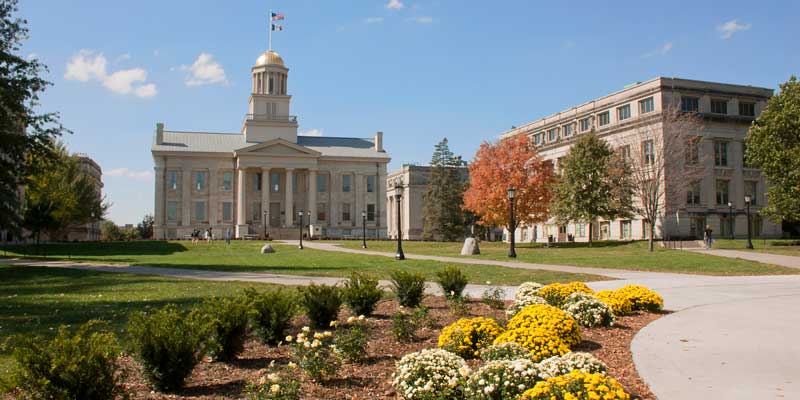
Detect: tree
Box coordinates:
(422, 138, 468, 241)
(745, 76, 800, 223)
(622, 106, 705, 251)
(0, 0, 67, 236)
(137, 214, 154, 239)
(24, 143, 108, 242)
(464, 134, 555, 235)
(551, 133, 634, 245)
(100, 221, 123, 241)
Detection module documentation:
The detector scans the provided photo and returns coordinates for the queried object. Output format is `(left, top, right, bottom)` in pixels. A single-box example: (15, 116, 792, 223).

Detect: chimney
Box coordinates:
(155, 122, 164, 145)
(374, 131, 383, 152)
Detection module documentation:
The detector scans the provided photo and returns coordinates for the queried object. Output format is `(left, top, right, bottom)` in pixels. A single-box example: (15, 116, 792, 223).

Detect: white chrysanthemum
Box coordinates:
(505, 294, 548, 317)
(561, 292, 615, 327)
(392, 348, 468, 399)
(465, 359, 546, 400)
(537, 352, 608, 379)
(515, 282, 545, 301)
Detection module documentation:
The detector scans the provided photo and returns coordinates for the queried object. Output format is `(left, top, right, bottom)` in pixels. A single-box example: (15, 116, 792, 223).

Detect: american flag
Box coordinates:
(271, 24, 283, 31)
(271, 12, 285, 21)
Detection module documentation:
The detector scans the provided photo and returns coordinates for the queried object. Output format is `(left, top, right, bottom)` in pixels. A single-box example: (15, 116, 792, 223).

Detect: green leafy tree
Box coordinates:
(422, 138, 468, 241)
(24, 143, 107, 242)
(0, 0, 67, 236)
(100, 221, 123, 241)
(551, 133, 634, 245)
(137, 214, 155, 239)
(745, 76, 800, 222)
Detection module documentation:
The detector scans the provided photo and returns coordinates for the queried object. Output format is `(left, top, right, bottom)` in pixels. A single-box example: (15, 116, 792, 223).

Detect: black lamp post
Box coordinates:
(263, 210, 268, 239)
(507, 187, 517, 258)
(395, 181, 405, 260)
(745, 195, 753, 249)
(727, 202, 733, 240)
(297, 210, 304, 249)
(361, 210, 367, 249)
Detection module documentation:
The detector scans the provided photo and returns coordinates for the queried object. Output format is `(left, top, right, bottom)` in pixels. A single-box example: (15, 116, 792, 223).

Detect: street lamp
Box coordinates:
(297, 210, 305, 249)
(394, 180, 405, 260)
(744, 195, 753, 249)
(727, 201, 733, 240)
(507, 187, 517, 258)
(263, 210, 268, 239)
(361, 210, 367, 249)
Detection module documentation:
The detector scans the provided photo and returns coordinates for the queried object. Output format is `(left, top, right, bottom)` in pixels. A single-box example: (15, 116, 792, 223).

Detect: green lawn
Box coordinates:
(327, 239, 798, 276)
(0, 241, 604, 285)
(0, 265, 285, 372)
(712, 239, 800, 257)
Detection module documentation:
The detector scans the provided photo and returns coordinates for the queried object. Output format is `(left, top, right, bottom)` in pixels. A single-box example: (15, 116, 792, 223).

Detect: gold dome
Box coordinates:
(255, 51, 285, 67)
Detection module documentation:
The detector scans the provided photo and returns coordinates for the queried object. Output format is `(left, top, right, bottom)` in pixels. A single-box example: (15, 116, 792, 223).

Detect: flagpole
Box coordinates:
(268, 9, 272, 51)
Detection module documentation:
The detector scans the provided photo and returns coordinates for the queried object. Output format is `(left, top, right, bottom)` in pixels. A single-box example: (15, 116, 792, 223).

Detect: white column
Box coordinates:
(236, 168, 248, 237)
(262, 167, 270, 230)
(309, 169, 318, 226)
(285, 168, 294, 226)
(154, 166, 165, 226)
(181, 168, 192, 227)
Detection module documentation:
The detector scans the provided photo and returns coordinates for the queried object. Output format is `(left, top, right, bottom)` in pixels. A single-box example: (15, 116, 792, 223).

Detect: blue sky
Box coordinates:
(19, 0, 800, 225)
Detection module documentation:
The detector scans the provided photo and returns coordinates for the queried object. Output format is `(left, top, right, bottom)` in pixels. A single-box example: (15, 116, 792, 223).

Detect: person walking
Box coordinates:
(206, 227, 213, 244)
(704, 224, 713, 249)
(191, 228, 198, 245)
(224, 228, 232, 245)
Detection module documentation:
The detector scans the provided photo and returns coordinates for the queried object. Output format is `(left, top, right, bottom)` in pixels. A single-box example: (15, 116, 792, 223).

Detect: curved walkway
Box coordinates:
(686, 248, 800, 269)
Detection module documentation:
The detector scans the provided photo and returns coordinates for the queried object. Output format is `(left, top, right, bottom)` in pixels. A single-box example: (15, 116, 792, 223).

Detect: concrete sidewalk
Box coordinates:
(686, 248, 800, 269)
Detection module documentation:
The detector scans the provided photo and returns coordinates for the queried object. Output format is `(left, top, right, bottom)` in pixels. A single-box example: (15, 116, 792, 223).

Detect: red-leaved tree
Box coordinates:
(464, 134, 555, 232)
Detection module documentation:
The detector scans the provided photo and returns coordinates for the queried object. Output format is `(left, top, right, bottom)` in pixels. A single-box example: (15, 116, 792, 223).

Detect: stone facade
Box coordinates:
(499, 77, 781, 243)
(65, 155, 103, 241)
(152, 50, 390, 240)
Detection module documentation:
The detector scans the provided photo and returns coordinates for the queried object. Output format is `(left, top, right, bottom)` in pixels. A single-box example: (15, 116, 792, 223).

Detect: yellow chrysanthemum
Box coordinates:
(615, 285, 664, 312)
(538, 282, 595, 307)
(520, 370, 630, 400)
(438, 317, 505, 359)
(595, 290, 633, 316)
(493, 304, 581, 362)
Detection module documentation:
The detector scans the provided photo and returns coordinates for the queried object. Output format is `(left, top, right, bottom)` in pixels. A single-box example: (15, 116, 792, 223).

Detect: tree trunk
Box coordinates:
(648, 225, 655, 252)
(588, 221, 593, 247)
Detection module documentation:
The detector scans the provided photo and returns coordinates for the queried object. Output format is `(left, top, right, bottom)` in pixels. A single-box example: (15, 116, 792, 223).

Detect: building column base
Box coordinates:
(236, 224, 249, 238)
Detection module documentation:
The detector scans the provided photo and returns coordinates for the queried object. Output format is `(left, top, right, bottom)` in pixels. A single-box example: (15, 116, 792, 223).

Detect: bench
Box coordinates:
(242, 234, 259, 240)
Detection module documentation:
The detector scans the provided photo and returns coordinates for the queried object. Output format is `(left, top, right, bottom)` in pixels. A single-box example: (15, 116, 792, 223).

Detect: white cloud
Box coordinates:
(64, 49, 157, 98)
(718, 19, 751, 39)
(408, 16, 434, 24)
(181, 52, 227, 86)
(364, 16, 384, 24)
(642, 41, 673, 58)
(386, 0, 404, 10)
(300, 128, 323, 137)
(106, 168, 154, 181)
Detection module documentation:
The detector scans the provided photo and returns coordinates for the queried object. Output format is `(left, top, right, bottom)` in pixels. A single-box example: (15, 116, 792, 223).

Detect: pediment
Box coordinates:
(235, 138, 320, 157)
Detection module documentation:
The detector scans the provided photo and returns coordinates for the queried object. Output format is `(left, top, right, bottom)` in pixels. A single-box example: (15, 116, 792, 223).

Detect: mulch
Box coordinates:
(10, 297, 664, 399)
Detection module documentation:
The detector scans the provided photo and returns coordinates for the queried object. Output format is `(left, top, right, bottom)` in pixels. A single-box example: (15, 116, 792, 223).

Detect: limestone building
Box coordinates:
(66, 154, 103, 241)
(500, 77, 781, 243)
(151, 50, 390, 239)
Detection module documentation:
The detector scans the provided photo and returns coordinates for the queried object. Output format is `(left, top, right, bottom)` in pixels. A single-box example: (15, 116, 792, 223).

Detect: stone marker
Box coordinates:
(461, 237, 480, 255)
(261, 244, 275, 254)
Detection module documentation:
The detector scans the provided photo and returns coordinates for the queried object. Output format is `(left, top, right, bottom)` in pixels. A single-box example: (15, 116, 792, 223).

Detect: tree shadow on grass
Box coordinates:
(5, 241, 189, 258)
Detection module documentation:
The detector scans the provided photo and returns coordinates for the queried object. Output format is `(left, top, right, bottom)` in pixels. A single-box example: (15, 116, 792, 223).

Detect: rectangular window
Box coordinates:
(575, 223, 586, 237)
(342, 175, 351, 192)
(686, 182, 701, 205)
(194, 171, 206, 191)
(532, 133, 542, 145)
(621, 220, 632, 240)
(739, 102, 755, 117)
(716, 180, 730, 205)
(222, 202, 233, 222)
(222, 171, 233, 191)
(341, 203, 351, 221)
(714, 141, 728, 166)
(562, 124, 573, 137)
(681, 96, 699, 112)
(639, 97, 654, 114)
(167, 201, 178, 221)
(642, 140, 655, 165)
(686, 138, 700, 164)
(745, 181, 758, 205)
(580, 117, 591, 132)
(252, 202, 262, 221)
(194, 201, 206, 222)
(367, 204, 376, 221)
(367, 176, 376, 193)
(317, 203, 326, 221)
(711, 99, 728, 114)
(254, 173, 262, 191)
(168, 171, 178, 190)
(617, 104, 631, 121)
(271, 172, 280, 192)
(619, 145, 631, 161)
(598, 111, 610, 126)
(547, 128, 558, 142)
(317, 175, 327, 192)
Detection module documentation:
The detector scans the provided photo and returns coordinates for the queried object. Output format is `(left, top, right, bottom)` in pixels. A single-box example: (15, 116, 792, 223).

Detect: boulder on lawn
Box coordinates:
(261, 244, 275, 254)
(461, 237, 480, 255)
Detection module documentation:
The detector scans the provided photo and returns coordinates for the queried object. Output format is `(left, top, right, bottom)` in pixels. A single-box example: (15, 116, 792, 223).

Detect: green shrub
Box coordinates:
(341, 272, 384, 316)
(391, 306, 430, 342)
(301, 284, 343, 329)
(334, 316, 370, 363)
(287, 327, 340, 381)
(245, 368, 302, 400)
(436, 266, 469, 299)
(389, 270, 426, 308)
(3, 320, 125, 399)
(203, 295, 251, 361)
(482, 284, 507, 310)
(128, 304, 211, 392)
(246, 288, 298, 345)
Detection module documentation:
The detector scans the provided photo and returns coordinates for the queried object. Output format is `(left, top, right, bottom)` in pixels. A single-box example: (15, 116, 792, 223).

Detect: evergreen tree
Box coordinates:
(0, 0, 67, 236)
(137, 214, 155, 239)
(551, 133, 634, 245)
(422, 138, 468, 241)
(745, 76, 800, 222)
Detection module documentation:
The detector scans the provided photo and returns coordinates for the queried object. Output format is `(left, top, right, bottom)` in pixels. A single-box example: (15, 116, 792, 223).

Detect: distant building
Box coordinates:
(385, 164, 470, 240)
(64, 154, 103, 241)
(499, 77, 781, 243)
